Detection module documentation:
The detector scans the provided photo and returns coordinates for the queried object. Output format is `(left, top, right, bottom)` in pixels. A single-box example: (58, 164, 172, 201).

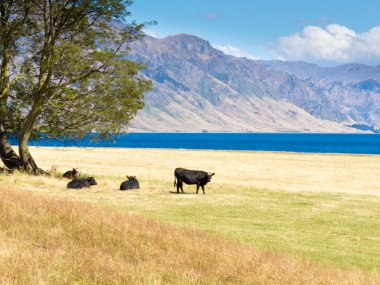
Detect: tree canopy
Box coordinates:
(0, 0, 152, 173)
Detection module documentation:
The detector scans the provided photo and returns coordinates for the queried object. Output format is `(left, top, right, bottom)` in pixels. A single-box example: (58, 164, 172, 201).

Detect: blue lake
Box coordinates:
(21, 133, 380, 155)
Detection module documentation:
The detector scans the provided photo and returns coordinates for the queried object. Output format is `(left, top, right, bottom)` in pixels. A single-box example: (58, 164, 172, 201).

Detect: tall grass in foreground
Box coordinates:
(0, 187, 378, 284)
(3, 170, 379, 272)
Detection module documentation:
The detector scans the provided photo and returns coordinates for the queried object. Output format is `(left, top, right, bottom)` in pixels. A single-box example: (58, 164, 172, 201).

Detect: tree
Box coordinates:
(0, 0, 152, 174)
(0, 0, 33, 169)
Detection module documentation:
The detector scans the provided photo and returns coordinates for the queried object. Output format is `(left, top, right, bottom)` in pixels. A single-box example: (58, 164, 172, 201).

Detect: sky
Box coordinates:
(129, 0, 380, 66)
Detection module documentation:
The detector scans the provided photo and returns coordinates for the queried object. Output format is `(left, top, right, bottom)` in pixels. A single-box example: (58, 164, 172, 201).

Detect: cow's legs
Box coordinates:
(196, 184, 200, 194)
(201, 185, 205, 194)
(176, 179, 184, 193)
(180, 182, 184, 193)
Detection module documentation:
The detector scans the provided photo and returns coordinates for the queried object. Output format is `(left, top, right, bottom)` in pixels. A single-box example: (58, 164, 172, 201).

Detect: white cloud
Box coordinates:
(213, 44, 258, 60)
(202, 12, 223, 20)
(142, 28, 165, 39)
(275, 24, 380, 65)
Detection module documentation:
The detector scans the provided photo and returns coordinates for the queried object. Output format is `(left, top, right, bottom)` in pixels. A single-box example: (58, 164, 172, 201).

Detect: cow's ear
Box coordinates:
(211, 173, 215, 176)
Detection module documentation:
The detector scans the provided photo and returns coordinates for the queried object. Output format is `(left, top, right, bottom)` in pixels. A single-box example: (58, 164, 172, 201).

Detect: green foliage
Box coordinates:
(2, 0, 152, 140)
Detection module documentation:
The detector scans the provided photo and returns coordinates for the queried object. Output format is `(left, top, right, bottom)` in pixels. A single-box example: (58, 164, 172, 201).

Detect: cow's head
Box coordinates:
(87, 177, 97, 186)
(73, 168, 80, 176)
(127, 176, 136, 180)
(207, 172, 215, 182)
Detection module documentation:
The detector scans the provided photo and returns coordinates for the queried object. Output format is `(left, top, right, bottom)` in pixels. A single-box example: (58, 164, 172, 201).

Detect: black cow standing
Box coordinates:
(120, 176, 139, 190)
(174, 168, 215, 194)
(67, 177, 97, 189)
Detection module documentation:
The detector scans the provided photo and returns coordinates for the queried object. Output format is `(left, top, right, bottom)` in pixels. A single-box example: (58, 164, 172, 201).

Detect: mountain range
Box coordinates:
(127, 33, 380, 133)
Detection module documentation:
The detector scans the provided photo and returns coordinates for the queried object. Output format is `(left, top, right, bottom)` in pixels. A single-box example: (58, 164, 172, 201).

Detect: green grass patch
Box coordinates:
(107, 181, 380, 272)
(7, 174, 380, 272)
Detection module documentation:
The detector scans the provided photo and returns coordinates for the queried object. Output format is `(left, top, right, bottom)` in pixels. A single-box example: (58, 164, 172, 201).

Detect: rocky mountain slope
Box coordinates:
(127, 34, 380, 132)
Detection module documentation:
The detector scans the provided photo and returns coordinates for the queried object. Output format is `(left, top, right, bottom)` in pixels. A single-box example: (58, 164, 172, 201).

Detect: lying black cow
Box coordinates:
(120, 176, 139, 190)
(63, 168, 80, 179)
(67, 177, 97, 189)
(174, 167, 215, 194)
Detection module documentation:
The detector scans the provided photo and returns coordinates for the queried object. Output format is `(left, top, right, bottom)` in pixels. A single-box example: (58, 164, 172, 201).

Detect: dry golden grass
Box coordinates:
(29, 147, 380, 195)
(0, 186, 377, 285)
(0, 147, 379, 284)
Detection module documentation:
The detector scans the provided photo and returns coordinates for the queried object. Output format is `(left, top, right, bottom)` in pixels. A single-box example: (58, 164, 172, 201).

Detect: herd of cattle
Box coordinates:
(63, 167, 215, 194)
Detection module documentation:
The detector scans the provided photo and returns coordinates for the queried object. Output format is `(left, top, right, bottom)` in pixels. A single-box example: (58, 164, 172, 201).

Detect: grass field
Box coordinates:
(0, 147, 379, 284)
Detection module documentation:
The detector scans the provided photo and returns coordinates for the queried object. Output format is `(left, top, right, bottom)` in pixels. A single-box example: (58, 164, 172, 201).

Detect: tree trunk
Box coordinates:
(18, 135, 45, 175)
(0, 130, 21, 170)
(18, 98, 47, 175)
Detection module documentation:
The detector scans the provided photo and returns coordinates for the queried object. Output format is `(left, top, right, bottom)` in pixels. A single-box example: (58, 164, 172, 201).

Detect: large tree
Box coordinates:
(0, 0, 152, 174)
(0, 0, 33, 169)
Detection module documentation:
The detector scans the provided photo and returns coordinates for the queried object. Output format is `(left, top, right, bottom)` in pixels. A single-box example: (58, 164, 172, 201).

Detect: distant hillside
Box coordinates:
(260, 60, 380, 83)
(126, 34, 380, 132)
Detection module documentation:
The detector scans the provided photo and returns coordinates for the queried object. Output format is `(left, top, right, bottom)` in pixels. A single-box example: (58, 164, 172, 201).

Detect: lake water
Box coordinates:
(23, 133, 380, 155)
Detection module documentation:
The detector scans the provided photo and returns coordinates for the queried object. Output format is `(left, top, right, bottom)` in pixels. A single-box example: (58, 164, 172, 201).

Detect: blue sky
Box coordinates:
(130, 0, 380, 66)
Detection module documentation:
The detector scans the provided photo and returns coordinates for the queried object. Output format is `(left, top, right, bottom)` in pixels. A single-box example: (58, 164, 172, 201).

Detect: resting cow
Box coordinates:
(120, 176, 140, 190)
(67, 177, 97, 189)
(174, 167, 215, 194)
(63, 168, 80, 179)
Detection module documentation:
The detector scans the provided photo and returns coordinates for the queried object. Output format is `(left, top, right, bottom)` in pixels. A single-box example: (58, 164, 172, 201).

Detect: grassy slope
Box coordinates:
(0, 147, 379, 282)
(0, 186, 377, 284)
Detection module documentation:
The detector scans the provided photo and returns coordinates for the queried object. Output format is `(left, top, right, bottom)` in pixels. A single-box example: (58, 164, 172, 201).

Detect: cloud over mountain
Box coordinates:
(275, 24, 380, 65)
(213, 44, 257, 59)
(142, 28, 165, 39)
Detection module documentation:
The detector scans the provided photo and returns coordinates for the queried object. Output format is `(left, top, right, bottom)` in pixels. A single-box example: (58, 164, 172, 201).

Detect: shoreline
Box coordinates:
(18, 145, 380, 157)
(9, 132, 379, 155)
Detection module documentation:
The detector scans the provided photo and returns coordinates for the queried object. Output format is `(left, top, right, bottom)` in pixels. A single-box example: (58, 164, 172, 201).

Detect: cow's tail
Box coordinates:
(174, 175, 176, 188)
